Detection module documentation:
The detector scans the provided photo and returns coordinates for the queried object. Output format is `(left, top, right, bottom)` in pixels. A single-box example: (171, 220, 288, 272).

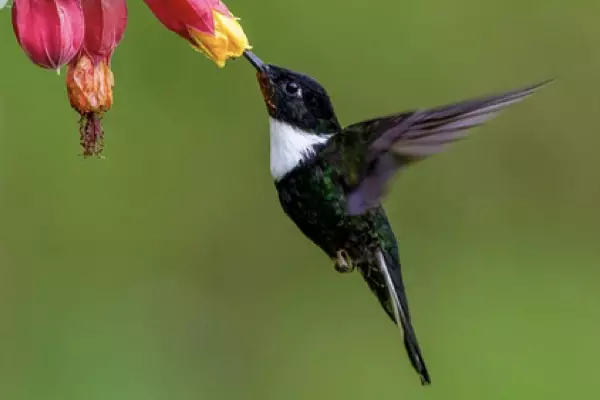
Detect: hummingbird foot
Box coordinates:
(333, 249, 355, 273)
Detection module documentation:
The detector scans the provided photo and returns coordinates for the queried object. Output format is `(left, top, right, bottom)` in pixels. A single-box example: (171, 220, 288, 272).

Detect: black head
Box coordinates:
(244, 51, 341, 135)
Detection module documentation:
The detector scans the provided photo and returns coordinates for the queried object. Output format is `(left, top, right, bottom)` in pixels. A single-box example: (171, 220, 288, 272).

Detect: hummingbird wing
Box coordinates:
(321, 80, 550, 215)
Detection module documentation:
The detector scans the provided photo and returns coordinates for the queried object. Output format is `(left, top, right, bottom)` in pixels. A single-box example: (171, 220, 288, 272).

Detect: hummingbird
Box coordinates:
(243, 50, 549, 385)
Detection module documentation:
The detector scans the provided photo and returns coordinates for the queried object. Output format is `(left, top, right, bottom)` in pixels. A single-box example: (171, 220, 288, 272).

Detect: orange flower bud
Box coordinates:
(66, 54, 114, 114)
(66, 54, 114, 157)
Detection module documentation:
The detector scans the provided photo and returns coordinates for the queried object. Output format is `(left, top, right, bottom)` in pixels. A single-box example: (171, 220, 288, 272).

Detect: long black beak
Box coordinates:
(243, 50, 267, 72)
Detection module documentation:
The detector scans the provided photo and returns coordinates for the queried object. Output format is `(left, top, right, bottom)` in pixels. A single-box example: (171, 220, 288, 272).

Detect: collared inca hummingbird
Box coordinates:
(243, 50, 549, 385)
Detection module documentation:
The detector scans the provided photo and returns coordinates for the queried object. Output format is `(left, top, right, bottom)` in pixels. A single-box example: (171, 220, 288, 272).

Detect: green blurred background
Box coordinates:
(1, 1, 600, 399)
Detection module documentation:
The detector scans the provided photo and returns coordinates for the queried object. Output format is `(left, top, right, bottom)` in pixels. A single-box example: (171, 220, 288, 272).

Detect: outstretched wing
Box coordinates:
(320, 80, 551, 215)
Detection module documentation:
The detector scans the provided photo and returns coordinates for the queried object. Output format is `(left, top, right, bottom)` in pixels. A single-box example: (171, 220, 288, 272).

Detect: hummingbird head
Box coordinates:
(244, 51, 341, 135)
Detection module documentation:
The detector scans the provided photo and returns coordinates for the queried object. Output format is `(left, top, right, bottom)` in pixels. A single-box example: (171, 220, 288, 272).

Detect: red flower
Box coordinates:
(65, 0, 128, 157)
(11, 0, 85, 70)
(143, 0, 250, 67)
(80, 0, 128, 64)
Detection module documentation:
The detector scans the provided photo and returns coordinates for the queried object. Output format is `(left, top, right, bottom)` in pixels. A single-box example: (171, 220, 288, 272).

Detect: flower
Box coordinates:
(143, 0, 251, 67)
(80, 0, 128, 64)
(66, 55, 114, 156)
(65, 0, 127, 157)
(11, 0, 85, 70)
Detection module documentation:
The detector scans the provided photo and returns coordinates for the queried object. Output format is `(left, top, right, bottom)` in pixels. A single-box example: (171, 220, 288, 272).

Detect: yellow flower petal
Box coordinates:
(187, 10, 251, 67)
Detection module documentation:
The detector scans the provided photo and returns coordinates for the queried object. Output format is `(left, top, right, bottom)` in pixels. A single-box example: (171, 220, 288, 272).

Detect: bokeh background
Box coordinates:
(1, 1, 600, 399)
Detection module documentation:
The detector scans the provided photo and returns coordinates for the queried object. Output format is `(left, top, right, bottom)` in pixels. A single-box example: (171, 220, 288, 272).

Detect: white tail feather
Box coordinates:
(375, 249, 407, 338)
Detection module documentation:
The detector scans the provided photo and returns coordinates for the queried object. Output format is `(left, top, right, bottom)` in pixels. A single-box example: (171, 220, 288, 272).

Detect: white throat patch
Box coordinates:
(269, 118, 332, 181)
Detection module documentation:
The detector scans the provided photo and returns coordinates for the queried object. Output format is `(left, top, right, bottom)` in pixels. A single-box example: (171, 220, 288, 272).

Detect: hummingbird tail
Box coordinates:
(374, 248, 431, 385)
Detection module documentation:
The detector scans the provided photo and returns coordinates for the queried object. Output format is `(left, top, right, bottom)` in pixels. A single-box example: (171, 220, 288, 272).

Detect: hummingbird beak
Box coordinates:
(243, 50, 267, 73)
(244, 50, 275, 112)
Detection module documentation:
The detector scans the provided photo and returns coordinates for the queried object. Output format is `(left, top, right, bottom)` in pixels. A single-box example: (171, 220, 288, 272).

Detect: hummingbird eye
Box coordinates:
(284, 81, 301, 96)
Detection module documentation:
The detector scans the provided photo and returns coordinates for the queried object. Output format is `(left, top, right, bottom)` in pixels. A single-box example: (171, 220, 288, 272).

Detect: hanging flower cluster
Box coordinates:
(5, 0, 251, 157)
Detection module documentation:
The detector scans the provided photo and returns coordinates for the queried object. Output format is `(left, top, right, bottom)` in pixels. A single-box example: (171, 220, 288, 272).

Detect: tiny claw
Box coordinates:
(334, 249, 355, 273)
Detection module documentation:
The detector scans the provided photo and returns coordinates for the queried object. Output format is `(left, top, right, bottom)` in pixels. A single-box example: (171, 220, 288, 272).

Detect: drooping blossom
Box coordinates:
(143, 0, 250, 67)
(65, 0, 127, 157)
(11, 0, 85, 70)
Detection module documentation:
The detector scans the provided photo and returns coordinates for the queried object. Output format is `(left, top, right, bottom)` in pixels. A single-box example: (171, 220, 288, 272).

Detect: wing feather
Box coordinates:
(320, 80, 552, 215)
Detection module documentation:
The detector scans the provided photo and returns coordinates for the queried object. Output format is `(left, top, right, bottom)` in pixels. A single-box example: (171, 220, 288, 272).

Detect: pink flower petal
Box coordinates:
(12, 0, 85, 69)
(81, 0, 128, 64)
